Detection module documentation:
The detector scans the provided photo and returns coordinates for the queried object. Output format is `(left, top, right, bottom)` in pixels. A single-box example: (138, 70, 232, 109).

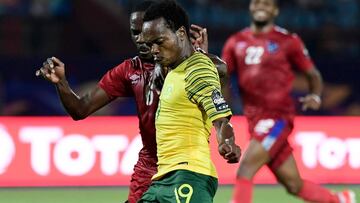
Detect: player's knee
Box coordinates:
(238, 158, 252, 173)
(237, 161, 257, 178)
(283, 180, 302, 195)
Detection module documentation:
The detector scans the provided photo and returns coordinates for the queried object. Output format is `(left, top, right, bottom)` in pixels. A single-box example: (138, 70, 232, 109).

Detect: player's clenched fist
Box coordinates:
(214, 119, 241, 164)
(36, 57, 66, 84)
(218, 137, 241, 164)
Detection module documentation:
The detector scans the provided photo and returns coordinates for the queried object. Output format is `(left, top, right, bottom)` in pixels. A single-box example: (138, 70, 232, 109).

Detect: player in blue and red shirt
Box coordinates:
(222, 0, 355, 202)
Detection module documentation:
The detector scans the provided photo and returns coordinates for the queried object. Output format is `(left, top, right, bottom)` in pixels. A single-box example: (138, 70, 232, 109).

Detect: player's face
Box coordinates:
(249, 0, 278, 26)
(130, 11, 152, 61)
(142, 17, 184, 68)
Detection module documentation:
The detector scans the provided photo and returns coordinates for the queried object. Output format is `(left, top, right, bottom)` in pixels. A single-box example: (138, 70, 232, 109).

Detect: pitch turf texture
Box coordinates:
(0, 185, 358, 203)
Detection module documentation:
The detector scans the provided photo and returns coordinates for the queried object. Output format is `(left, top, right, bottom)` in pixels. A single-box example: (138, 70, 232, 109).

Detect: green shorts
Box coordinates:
(138, 170, 218, 203)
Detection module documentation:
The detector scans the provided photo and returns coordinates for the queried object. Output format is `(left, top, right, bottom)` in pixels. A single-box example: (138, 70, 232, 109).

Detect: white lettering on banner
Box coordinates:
(295, 132, 360, 170)
(92, 135, 129, 176)
(295, 132, 325, 168)
(0, 125, 15, 174)
(18, 126, 141, 176)
(54, 134, 96, 176)
(19, 127, 63, 176)
(318, 138, 347, 169)
(346, 139, 360, 168)
(120, 135, 142, 175)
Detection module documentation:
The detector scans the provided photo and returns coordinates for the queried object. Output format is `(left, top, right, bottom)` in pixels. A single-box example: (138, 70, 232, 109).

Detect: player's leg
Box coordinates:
(128, 173, 153, 203)
(127, 158, 157, 203)
(232, 118, 292, 203)
(237, 139, 271, 179)
(232, 138, 271, 203)
(270, 144, 341, 202)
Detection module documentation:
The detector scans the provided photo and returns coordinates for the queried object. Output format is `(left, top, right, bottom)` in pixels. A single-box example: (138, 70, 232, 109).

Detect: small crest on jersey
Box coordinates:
(211, 89, 228, 111)
(129, 74, 140, 85)
(236, 42, 247, 50)
(267, 41, 279, 54)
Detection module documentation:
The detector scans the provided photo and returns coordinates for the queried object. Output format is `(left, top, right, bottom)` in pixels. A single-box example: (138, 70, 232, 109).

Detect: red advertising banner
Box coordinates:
(0, 116, 359, 187)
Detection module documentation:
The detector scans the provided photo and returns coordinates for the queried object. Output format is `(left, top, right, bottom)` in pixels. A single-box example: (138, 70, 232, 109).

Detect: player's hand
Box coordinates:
(299, 94, 321, 111)
(190, 24, 208, 53)
(35, 56, 66, 84)
(218, 138, 241, 164)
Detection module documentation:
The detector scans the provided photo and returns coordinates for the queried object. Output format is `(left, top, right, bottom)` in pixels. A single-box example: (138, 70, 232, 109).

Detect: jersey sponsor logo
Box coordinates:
(129, 74, 140, 85)
(267, 41, 279, 54)
(211, 89, 228, 111)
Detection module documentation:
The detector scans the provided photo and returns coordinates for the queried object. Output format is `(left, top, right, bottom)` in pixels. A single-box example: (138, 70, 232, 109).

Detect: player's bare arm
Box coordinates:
(213, 117, 241, 164)
(36, 57, 111, 120)
(299, 67, 323, 111)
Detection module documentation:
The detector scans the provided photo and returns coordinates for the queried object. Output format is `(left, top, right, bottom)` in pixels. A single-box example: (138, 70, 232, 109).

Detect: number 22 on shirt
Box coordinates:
(245, 46, 264, 65)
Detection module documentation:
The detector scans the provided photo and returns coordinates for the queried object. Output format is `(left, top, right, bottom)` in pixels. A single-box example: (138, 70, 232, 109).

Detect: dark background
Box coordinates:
(0, 0, 359, 115)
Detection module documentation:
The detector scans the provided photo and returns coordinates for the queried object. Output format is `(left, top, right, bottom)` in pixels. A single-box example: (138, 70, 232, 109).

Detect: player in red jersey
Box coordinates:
(36, 1, 227, 202)
(222, 0, 355, 203)
(36, 2, 158, 202)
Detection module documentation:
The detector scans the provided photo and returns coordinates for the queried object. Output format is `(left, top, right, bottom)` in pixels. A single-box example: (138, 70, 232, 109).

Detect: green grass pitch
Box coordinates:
(0, 185, 358, 203)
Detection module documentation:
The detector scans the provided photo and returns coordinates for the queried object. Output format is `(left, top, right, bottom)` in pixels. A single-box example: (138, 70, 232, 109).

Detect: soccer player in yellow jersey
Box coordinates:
(139, 1, 241, 202)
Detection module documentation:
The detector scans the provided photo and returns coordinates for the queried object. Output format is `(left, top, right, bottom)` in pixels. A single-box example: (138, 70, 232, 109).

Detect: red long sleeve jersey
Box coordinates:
(222, 26, 314, 119)
(99, 56, 158, 161)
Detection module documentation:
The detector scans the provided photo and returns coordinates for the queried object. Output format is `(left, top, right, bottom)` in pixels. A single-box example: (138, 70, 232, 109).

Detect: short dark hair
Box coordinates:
(249, 0, 279, 6)
(132, 0, 156, 13)
(143, 0, 190, 37)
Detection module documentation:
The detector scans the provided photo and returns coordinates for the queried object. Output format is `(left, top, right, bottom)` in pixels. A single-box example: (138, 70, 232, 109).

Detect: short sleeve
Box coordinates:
(287, 34, 314, 72)
(98, 60, 133, 99)
(221, 35, 237, 74)
(185, 55, 232, 122)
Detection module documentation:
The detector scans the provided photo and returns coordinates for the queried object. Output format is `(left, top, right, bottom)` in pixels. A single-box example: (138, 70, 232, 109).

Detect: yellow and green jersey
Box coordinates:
(153, 52, 232, 180)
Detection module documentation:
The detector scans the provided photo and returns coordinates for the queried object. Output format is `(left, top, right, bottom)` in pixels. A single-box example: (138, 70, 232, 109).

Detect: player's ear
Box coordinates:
(176, 26, 186, 41)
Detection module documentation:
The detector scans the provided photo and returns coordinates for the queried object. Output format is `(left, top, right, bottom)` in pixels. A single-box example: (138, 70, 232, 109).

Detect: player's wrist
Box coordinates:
(224, 137, 235, 146)
(55, 79, 69, 88)
(219, 135, 235, 147)
(218, 121, 235, 144)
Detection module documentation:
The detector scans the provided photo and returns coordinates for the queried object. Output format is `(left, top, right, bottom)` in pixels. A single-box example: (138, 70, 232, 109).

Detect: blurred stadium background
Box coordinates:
(1, 0, 359, 116)
(0, 0, 359, 202)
